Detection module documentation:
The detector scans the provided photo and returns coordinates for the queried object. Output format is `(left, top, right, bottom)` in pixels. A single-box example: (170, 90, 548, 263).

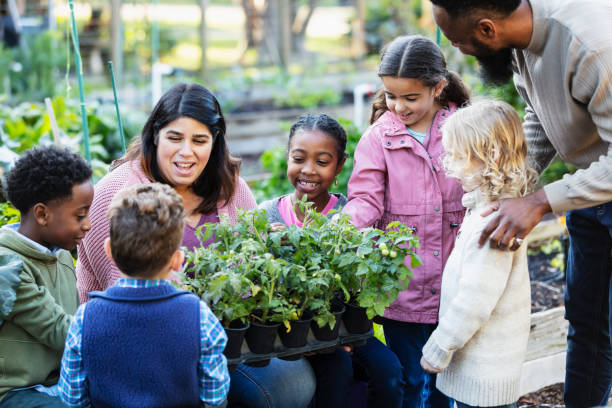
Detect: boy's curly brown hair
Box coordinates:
(107, 183, 185, 277)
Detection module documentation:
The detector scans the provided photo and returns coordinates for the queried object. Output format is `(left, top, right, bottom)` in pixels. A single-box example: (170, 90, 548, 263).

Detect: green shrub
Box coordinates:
(0, 97, 147, 181)
(0, 30, 67, 102)
(0, 202, 19, 228)
(179, 204, 419, 330)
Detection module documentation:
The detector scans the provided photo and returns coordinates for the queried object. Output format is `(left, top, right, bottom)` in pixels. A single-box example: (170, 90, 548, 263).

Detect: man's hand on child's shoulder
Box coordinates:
(420, 356, 444, 374)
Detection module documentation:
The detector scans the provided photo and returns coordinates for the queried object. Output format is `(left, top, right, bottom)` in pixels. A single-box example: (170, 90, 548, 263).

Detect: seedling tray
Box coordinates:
(226, 320, 373, 368)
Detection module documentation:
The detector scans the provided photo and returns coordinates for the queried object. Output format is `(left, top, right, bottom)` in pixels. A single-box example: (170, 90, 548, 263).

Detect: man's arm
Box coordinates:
(542, 50, 612, 213)
(478, 53, 612, 249)
(513, 72, 557, 176)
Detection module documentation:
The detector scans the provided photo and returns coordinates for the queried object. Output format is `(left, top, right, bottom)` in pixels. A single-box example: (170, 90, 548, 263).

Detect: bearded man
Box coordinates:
(430, 1, 612, 406)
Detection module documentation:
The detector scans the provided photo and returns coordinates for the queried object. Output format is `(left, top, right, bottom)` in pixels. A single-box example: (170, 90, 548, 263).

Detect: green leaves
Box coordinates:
(179, 204, 421, 329)
(0, 202, 19, 227)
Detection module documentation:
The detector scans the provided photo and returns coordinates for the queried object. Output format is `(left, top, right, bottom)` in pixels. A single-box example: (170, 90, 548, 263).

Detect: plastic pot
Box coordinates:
(278, 311, 313, 348)
(245, 320, 281, 354)
(223, 320, 250, 359)
(311, 304, 345, 341)
(342, 302, 373, 334)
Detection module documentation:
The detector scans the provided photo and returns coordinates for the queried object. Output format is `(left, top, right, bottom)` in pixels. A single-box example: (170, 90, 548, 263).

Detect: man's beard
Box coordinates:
(472, 39, 515, 85)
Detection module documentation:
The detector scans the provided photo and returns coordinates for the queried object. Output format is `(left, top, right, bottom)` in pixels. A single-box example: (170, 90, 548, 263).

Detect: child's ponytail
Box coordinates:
(369, 89, 388, 125)
(439, 70, 471, 108)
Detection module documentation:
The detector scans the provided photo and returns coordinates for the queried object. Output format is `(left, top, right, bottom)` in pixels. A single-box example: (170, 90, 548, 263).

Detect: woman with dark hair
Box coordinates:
(76, 83, 316, 408)
(77, 82, 253, 298)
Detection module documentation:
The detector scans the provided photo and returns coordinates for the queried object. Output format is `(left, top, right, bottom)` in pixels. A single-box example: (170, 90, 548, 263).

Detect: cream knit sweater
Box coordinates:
(515, 0, 612, 213)
(422, 190, 531, 406)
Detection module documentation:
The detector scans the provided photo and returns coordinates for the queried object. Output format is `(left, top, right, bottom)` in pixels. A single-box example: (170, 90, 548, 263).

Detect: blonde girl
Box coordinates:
(421, 100, 538, 408)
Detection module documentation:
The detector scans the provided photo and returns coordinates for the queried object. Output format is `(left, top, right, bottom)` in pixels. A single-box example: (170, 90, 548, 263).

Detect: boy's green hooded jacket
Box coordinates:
(0, 227, 78, 402)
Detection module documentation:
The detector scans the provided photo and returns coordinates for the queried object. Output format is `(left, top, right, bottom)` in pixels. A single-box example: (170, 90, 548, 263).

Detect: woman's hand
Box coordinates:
(420, 356, 443, 374)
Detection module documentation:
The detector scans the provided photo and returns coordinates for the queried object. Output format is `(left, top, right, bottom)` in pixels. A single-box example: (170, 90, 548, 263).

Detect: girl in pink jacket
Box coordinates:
(342, 35, 470, 408)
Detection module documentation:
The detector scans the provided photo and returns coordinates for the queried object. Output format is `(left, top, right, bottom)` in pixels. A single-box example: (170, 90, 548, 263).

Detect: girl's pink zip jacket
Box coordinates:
(343, 106, 465, 324)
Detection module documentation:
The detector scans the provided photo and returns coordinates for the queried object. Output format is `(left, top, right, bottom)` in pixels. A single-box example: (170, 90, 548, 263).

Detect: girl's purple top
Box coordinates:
(182, 211, 219, 252)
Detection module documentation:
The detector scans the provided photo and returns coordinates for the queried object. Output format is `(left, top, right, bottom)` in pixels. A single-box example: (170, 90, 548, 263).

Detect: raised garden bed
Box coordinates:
(520, 217, 569, 400)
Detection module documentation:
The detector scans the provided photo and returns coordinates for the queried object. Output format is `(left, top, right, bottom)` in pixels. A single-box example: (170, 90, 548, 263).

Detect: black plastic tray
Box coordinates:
(227, 320, 373, 367)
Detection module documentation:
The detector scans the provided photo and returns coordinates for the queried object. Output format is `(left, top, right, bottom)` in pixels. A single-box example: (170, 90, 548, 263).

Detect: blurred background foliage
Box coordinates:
(0, 0, 574, 224)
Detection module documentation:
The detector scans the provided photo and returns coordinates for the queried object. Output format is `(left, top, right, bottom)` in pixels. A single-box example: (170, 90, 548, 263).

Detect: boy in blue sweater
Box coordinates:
(58, 183, 229, 408)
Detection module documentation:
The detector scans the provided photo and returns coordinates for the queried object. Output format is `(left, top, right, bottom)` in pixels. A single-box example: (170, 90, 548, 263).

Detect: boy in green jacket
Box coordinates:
(0, 146, 93, 407)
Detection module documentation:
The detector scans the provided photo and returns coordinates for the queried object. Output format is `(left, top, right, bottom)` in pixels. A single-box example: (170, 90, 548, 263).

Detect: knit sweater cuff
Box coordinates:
(422, 335, 453, 370)
(543, 180, 573, 213)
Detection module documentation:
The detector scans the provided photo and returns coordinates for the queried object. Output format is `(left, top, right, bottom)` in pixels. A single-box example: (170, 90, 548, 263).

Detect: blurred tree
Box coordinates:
(238, 0, 318, 66)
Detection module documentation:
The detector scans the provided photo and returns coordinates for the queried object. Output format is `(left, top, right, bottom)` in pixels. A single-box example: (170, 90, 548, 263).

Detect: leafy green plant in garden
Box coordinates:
(528, 238, 566, 273)
(180, 211, 295, 328)
(273, 84, 342, 110)
(296, 201, 420, 319)
(180, 202, 420, 332)
(539, 158, 577, 187)
(0, 96, 147, 181)
(0, 30, 67, 101)
(181, 243, 257, 327)
(359, 0, 423, 55)
(0, 202, 19, 228)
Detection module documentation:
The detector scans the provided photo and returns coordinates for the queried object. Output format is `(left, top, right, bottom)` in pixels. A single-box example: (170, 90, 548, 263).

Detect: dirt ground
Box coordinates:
(518, 383, 564, 407)
(528, 248, 565, 313)
(518, 382, 612, 407)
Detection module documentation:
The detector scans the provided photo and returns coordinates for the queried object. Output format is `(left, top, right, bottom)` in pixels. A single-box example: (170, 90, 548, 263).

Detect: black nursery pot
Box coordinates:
(278, 311, 313, 349)
(342, 302, 373, 334)
(311, 304, 345, 341)
(223, 320, 250, 359)
(245, 321, 281, 354)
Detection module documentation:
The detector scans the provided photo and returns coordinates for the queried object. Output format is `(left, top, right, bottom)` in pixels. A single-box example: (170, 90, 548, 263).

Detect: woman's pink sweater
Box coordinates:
(76, 160, 257, 302)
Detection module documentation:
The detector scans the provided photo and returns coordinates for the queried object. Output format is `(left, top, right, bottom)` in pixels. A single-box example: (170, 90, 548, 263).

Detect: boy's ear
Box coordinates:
(169, 249, 184, 272)
(32, 203, 49, 227)
(103, 238, 114, 262)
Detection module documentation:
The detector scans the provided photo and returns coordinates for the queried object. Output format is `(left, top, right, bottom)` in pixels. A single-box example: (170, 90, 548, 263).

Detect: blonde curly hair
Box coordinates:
(441, 99, 538, 202)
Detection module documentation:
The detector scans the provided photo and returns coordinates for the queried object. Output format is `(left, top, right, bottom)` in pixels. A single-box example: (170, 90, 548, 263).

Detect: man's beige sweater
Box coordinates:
(422, 190, 531, 406)
(514, 0, 612, 213)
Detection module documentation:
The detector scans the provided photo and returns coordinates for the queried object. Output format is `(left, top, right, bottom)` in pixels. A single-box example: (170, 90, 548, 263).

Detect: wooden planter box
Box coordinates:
(520, 306, 568, 395)
(225, 104, 356, 156)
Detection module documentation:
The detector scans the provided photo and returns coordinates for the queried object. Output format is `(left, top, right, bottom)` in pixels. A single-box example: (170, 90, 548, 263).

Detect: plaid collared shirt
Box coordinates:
(58, 278, 229, 407)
